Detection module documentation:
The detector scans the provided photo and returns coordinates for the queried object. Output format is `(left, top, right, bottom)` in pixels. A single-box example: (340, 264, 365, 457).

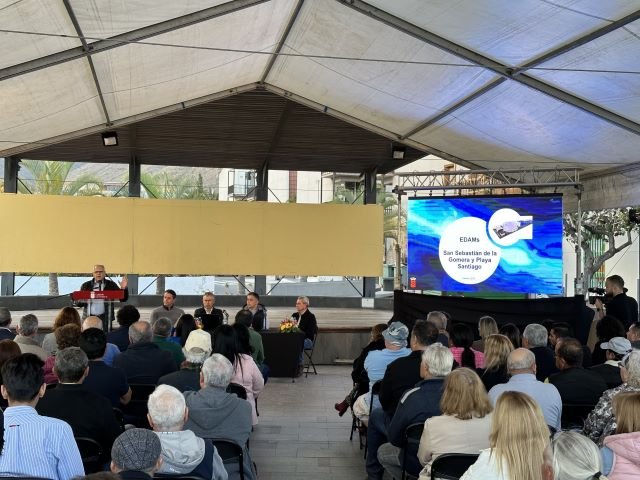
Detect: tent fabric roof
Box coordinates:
(1, 0, 640, 208)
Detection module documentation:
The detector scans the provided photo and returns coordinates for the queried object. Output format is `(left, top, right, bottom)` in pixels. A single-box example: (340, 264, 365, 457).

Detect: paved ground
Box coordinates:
(10, 306, 394, 330)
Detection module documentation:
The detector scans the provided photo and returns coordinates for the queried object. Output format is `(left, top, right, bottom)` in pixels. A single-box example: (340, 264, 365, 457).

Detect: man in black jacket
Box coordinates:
(79, 264, 128, 331)
(596, 275, 639, 329)
(291, 296, 318, 347)
(193, 291, 224, 331)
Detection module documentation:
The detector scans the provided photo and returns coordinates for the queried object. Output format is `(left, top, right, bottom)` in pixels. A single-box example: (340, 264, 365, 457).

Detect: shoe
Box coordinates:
(335, 401, 348, 416)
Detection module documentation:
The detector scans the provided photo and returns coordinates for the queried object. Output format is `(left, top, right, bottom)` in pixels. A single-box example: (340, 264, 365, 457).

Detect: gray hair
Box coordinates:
(551, 431, 603, 480)
(0, 307, 11, 327)
(523, 323, 548, 348)
(82, 316, 103, 331)
(201, 353, 234, 388)
(152, 317, 172, 338)
(507, 348, 536, 371)
(147, 384, 186, 432)
(183, 349, 208, 364)
(129, 321, 153, 344)
(19, 314, 38, 336)
(422, 343, 454, 377)
(203, 291, 214, 298)
(426, 311, 447, 330)
(625, 350, 640, 388)
(297, 296, 310, 306)
(54, 347, 89, 383)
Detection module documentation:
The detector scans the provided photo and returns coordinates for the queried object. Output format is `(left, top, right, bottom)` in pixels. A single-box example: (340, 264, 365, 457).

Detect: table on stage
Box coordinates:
(260, 330, 305, 380)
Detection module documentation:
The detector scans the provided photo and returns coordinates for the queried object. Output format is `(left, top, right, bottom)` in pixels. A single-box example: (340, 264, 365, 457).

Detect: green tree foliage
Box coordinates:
(564, 208, 639, 294)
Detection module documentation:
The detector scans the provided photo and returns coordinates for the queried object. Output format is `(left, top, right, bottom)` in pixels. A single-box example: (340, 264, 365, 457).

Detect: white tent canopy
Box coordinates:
(1, 0, 639, 210)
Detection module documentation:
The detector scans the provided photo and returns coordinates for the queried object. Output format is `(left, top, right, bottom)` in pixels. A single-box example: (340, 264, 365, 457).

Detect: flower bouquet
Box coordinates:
(280, 318, 301, 333)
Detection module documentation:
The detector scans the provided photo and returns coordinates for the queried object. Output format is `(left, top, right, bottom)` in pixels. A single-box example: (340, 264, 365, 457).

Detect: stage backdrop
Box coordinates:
(392, 291, 592, 344)
(0, 194, 383, 276)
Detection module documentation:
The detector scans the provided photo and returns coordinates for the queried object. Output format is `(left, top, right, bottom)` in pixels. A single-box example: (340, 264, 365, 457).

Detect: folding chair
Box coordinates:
(363, 380, 382, 460)
(401, 422, 425, 480)
(209, 438, 245, 480)
(124, 382, 157, 428)
(304, 333, 318, 377)
(430, 453, 479, 480)
(75, 436, 103, 474)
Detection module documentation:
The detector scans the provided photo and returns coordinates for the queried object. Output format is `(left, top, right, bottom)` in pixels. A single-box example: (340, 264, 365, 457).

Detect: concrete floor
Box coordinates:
(252, 365, 369, 480)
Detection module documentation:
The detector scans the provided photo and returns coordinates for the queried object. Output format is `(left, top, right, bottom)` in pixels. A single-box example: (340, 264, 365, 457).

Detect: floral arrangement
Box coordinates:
(280, 318, 301, 333)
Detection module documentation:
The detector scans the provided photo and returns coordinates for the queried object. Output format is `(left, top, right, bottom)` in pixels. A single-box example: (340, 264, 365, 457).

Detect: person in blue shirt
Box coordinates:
(0, 353, 84, 479)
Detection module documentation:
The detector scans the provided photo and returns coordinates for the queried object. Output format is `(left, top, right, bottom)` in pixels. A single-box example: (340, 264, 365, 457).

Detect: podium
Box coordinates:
(71, 290, 125, 332)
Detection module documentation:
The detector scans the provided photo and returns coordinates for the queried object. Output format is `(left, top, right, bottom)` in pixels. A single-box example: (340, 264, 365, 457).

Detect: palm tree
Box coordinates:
(18, 160, 103, 295)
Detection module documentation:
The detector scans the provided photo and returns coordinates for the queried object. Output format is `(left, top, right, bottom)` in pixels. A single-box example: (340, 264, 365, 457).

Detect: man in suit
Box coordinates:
(194, 291, 224, 331)
(79, 264, 128, 331)
(291, 296, 318, 348)
(0, 307, 15, 340)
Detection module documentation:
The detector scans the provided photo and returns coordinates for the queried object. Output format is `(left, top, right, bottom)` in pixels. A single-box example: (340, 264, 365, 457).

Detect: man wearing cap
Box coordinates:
(0, 307, 15, 340)
(150, 290, 185, 326)
(79, 264, 128, 331)
(147, 385, 228, 480)
(353, 322, 411, 421)
(158, 329, 212, 392)
(548, 337, 608, 406)
(590, 336, 631, 389)
(111, 428, 163, 479)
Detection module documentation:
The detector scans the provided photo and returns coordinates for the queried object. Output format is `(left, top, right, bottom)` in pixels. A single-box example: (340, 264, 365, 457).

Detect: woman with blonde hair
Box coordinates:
(600, 391, 640, 478)
(476, 334, 514, 391)
(41, 306, 82, 355)
(417, 368, 493, 479)
(473, 316, 499, 353)
(461, 391, 550, 480)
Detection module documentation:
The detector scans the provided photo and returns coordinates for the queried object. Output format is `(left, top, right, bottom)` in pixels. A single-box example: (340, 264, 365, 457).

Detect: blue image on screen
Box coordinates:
(407, 195, 563, 294)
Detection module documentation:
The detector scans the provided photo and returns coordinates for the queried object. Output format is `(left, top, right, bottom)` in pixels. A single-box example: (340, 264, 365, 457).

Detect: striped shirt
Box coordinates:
(0, 405, 84, 479)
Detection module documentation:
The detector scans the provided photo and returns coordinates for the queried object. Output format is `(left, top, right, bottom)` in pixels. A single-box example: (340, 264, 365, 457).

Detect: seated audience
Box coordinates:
(449, 323, 485, 368)
(627, 322, 640, 349)
(379, 321, 439, 417)
(184, 354, 255, 480)
(79, 328, 131, 407)
(590, 336, 630, 389)
(372, 343, 453, 480)
(113, 321, 177, 384)
(548, 337, 607, 406)
(546, 431, 603, 480)
(82, 316, 120, 366)
(107, 305, 140, 352)
(549, 321, 592, 368)
(152, 317, 185, 366)
(472, 315, 498, 353)
(354, 322, 411, 422)
(235, 310, 267, 379)
(593, 315, 626, 366)
(0, 308, 14, 341)
(44, 323, 81, 384)
(522, 323, 557, 381)
(584, 350, 640, 445)
(334, 323, 387, 416)
(0, 340, 21, 410)
(500, 323, 522, 349)
(488, 348, 562, 432)
(0, 354, 84, 478)
(42, 306, 82, 355)
(600, 391, 640, 478)
(147, 384, 227, 479)
(110, 428, 162, 479)
(213, 324, 264, 425)
(461, 391, 550, 480)
(417, 368, 493, 479)
(172, 313, 198, 346)
(159, 329, 212, 392)
(476, 334, 513, 391)
(14, 314, 47, 361)
(426, 311, 450, 346)
(36, 347, 122, 465)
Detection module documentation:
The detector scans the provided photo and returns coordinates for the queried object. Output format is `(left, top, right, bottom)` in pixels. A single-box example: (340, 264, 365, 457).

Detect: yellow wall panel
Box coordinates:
(0, 194, 383, 276)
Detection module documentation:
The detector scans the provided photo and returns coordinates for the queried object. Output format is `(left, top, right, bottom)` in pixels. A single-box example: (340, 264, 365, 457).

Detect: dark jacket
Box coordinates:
(387, 377, 445, 477)
(477, 364, 509, 391)
(36, 383, 122, 462)
(530, 345, 557, 381)
(605, 292, 639, 329)
(243, 305, 267, 332)
(79, 278, 129, 322)
(351, 338, 386, 395)
(113, 342, 177, 384)
(379, 350, 422, 417)
(158, 367, 201, 393)
(194, 307, 224, 331)
(548, 367, 608, 405)
(82, 360, 130, 407)
(590, 362, 623, 389)
(107, 326, 131, 352)
(292, 309, 318, 342)
(0, 327, 15, 341)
